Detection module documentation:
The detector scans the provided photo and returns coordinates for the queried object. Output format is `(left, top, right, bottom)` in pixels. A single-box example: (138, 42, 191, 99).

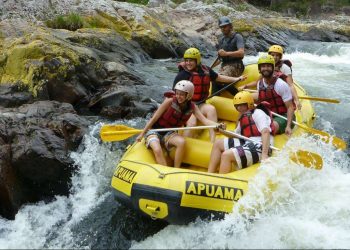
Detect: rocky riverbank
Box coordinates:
(0, 0, 349, 219)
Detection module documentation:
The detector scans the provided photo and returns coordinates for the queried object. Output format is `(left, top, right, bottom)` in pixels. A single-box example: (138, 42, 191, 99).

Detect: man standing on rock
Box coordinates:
(212, 16, 245, 96)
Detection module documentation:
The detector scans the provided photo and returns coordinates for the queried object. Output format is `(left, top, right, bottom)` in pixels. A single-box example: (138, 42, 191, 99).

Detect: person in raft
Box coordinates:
(240, 45, 300, 110)
(173, 47, 246, 143)
(207, 91, 274, 174)
(136, 80, 223, 168)
(240, 54, 295, 136)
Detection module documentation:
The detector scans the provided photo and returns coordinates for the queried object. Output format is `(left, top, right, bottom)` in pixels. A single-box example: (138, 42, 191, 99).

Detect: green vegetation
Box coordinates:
(123, 0, 149, 5)
(171, 0, 186, 4)
(217, 7, 231, 16)
(269, 1, 312, 18)
(248, 0, 350, 18)
(235, 3, 249, 12)
(46, 13, 84, 31)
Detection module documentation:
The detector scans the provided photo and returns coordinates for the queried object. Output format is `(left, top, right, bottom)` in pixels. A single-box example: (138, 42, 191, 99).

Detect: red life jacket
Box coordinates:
(155, 95, 195, 128)
(178, 62, 211, 102)
(274, 59, 292, 82)
(258, 77, 288, 115)
(239, 110, 261, 138)
(239, 106, 276, 138)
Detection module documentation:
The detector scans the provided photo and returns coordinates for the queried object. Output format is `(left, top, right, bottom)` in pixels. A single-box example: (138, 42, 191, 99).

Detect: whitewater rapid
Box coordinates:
(0, 41, 349, 249)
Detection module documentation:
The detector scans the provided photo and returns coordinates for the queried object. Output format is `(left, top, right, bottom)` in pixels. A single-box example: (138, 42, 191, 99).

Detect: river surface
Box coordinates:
(0, 41, 350, 249)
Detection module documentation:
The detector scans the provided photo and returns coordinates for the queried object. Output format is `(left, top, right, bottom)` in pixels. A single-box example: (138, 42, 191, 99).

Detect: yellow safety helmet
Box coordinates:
(257, 54, 275, 70)
(233, 91, 255, 110)
(183, 47, 201, 64)
(268, 45, 284, 56)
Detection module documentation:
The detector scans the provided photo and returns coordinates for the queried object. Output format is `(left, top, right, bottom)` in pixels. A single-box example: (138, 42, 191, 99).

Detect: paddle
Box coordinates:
(196, 78, 241, 105)
(243, 89, 340, 104)
(220, 129, 323, 170)
(298, 96, 340, 104)
(100, 124, 218, 142)
(271, 111, 347, 150)
(210, 56, 220, 69)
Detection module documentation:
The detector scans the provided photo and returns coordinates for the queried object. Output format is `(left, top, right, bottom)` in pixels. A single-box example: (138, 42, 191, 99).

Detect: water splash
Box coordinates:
(131, 136, 350, 249)
(0, 122, 122, 248)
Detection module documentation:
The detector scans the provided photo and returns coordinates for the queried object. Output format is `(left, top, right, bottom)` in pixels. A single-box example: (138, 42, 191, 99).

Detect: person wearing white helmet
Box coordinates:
(174, 47, 246, 143)
(137, 80, 222, 168)
(208, 91, 274, 174)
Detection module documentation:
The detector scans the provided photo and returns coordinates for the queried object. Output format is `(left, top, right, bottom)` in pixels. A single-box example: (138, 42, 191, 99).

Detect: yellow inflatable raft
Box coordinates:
(110, 64, 316, 224)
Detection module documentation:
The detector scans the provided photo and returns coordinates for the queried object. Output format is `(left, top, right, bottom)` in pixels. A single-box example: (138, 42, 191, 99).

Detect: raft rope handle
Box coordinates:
(122, 160, 248, 183)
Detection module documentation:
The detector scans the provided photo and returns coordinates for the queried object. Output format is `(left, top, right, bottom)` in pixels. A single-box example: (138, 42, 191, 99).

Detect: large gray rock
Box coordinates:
(0, 101, 90, 219)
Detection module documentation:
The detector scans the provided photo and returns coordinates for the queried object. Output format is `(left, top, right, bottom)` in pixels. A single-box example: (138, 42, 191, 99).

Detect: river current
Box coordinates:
(0, 41, 349, 249)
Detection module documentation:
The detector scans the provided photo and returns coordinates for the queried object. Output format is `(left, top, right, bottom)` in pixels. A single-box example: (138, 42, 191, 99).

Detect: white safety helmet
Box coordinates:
(174, 80, 194, 100)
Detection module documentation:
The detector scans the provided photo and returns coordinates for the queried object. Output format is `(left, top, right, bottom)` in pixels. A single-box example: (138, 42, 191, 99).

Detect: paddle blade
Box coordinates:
(298, 123, 347, 150)
(289, 150, 323, 170)
(100, 124, 142, 142)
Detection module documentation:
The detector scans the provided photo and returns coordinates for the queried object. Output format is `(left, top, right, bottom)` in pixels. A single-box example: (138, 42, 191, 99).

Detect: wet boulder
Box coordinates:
(0, 101, 90, 219)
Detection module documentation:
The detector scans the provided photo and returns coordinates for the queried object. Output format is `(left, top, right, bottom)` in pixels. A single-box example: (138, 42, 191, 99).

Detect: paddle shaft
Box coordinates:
(196, 78, 241, 105)
(244, 89, 339, 103)
(147, 125, 217, 133)
(210, 56, 220, 69)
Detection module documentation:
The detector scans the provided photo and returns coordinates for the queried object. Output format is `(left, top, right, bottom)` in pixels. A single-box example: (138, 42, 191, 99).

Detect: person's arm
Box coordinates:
(218, 47, 244, 59)
(260, 128, 270, 160)
(136, 98, 173, 141)
(218, 34, 245, 59)
(284, 100, 294, 137)
(238, 79, 259, 91)
(285, 75, 301, 110)
(216, 74, 247, 83)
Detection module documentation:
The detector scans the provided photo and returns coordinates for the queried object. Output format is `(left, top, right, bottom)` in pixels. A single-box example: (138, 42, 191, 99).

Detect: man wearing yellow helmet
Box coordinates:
(212, 16, 245, 95)
(173, 47, 246, 143)
(257, 54, 294, 136)
(268, 45, 301, 110)
(208, 91, 274, 174)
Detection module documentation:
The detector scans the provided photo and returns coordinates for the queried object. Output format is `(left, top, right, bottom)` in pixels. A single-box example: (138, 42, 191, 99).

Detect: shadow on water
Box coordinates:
(70, 193, 168, 249)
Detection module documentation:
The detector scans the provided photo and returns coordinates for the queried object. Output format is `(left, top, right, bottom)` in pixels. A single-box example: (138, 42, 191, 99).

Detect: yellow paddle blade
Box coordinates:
(298, 96, 340, 104)
(100, 124, 142, 142)
(297, 123, 347, 150)
(289, 150, 323, 170)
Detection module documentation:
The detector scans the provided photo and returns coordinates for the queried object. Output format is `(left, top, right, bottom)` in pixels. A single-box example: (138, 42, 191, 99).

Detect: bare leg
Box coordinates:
(199, 104, 218, 143)
(273, 120, 280, 134)
(167, 135, 186, 168)
(207, 139, 225, 173)
(184, 114, 197, 138)
(219, 149, 237, 174)
(149, 140, 167, 166)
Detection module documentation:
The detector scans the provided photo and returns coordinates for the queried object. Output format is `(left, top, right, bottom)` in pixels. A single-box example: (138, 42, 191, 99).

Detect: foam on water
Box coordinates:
(131, 136, 350, 249)
(0, 122, 122, 248)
